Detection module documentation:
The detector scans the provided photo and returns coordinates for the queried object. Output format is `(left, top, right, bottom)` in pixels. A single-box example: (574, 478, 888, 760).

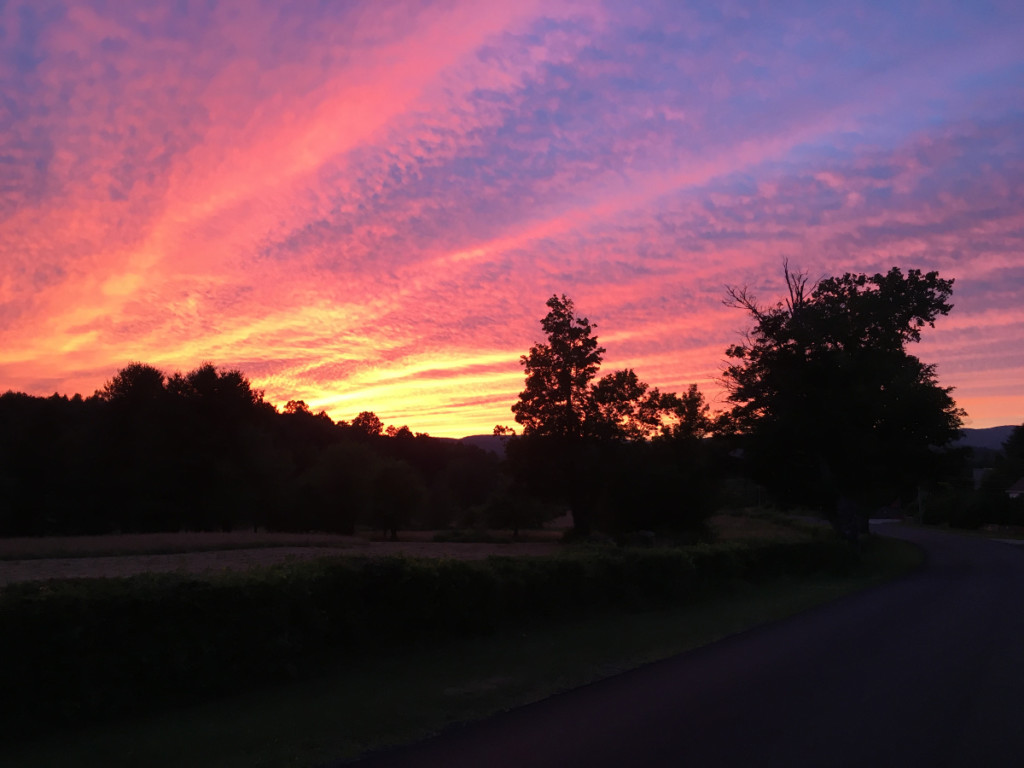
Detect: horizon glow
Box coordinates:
(2, 1, 1022, 436)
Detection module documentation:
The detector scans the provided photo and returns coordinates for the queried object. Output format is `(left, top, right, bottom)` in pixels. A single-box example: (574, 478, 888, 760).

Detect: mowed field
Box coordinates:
(0, 531, 564, 586)
(0, 512, 814, 586)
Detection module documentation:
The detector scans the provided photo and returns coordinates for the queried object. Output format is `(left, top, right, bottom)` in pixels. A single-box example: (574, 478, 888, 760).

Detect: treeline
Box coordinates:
(500, 268, 970, 541)
(0, 363, 532, 537)
(4, 264, 1018, 540)
(0, 360, 721, 540)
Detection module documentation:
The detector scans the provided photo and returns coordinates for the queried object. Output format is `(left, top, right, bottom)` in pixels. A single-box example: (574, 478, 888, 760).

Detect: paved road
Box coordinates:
(344, 525, 1024, 767)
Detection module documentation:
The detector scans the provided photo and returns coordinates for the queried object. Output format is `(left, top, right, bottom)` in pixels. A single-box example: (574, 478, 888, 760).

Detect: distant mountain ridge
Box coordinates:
(955, 426, 1016, 451)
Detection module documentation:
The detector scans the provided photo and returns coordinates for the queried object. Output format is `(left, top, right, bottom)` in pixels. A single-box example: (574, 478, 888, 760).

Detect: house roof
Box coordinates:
(1008, 477, 1024, 495)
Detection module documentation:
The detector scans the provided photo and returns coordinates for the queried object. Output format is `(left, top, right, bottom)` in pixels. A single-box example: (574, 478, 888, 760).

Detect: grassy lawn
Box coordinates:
(2, 536, 922, 768)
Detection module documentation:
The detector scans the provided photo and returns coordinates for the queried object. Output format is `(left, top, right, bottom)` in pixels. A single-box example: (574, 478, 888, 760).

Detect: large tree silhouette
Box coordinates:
(512, 295, 671, 441)
(724, 265, 965, 532)
(510, 295, 683, 535)
(98, 362, 167, 405)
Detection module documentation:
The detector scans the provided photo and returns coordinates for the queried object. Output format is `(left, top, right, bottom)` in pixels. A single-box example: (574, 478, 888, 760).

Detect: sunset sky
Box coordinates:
(2, 1, 1022, 436)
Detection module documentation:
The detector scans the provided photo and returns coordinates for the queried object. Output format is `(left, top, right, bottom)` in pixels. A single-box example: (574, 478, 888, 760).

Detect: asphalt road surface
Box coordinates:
(342, 524, 1024, 767)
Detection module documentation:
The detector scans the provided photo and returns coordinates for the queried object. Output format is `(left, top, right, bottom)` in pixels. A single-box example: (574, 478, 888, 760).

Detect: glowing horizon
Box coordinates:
(2, 2, 1022, 437)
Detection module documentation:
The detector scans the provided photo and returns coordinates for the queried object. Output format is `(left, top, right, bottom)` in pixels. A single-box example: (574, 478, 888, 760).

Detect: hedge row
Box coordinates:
(0, 537, 861, 739)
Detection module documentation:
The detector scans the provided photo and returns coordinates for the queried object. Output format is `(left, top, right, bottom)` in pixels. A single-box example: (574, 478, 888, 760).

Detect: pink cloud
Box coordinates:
(1, 1, 1022, 434)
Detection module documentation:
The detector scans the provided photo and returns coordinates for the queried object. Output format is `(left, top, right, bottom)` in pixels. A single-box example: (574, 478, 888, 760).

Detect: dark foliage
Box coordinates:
(723, 265, 966, 532)
(953, 423, 1024, 528)
(0, 271, 981, 538)
(507, 295, 718, 537)
(511, 295, 675, 442)
(0, 364, 512, 538)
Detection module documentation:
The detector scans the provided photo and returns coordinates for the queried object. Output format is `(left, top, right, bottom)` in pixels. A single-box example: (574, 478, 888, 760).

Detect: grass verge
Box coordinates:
(0, 529, 565, 562)
(0, 532, 362, 561)
(1, 536, 922, 768)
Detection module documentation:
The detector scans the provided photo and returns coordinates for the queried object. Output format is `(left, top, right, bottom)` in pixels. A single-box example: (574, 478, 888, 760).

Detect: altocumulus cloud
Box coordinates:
(0, 0, 1022, 434)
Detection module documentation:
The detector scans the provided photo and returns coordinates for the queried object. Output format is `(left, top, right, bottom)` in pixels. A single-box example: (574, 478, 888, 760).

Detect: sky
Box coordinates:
(1, 0, 1022, 437)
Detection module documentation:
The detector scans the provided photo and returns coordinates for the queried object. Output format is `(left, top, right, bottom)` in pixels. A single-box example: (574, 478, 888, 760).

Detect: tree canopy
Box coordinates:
(511, 294, 673, 441)
(508, 294, 717, 536)
(0, 273, 988, 541)
(351, 410, 384, 436)
(723, 265, 965, 520)
(98, 362, 167, 405)
(0, 362, 504, 538)
(511, 295, 606, 439)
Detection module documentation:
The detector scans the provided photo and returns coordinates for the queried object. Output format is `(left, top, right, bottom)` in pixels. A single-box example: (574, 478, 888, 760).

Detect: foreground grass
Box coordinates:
(0, 531, 364, 561)
(709, 508, 826, 543)
(0, 510, 804, 562)
(0, 511, 799, 562)
(2, 536, 921, 768)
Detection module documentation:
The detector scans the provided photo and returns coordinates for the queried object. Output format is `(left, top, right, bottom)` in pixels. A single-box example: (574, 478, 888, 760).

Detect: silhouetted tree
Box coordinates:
(484, 487, 555, 538)
(351, 411, 384, 437)
(293, 442, 378, 533)
(512, 295, 605, 439)
(429, 446, 503, 528)
(513, 296, 678, 442)
(0, 391, 107, 534)
(97, 362, 167, 405)
(93, 363, 180, 531)
(0, 360, 542, 537)
(167, 363, 265, 413)
(591, 369, 673, 441)
(509, 295, 680, 535)
(161, 363, 278, 530)
(724, 264, 965, 536)
(369, 459, 425, 540)
(1004, 424, 1024, 463)
(660, 384, 714, 441)
(598, 439, 718, 538)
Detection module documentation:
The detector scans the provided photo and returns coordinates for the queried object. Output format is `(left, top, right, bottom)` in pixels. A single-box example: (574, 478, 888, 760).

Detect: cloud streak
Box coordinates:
(1, 0, 1022, 434)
